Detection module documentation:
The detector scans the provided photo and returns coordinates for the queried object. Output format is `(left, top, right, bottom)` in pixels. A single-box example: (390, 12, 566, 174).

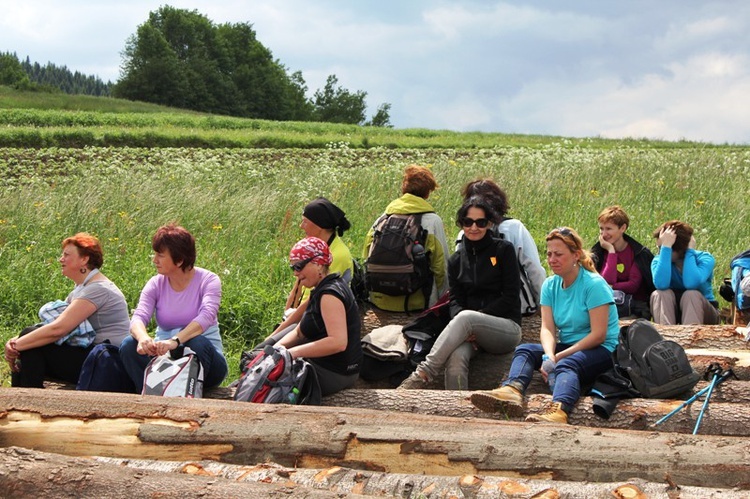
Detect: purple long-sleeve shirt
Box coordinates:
(130, 267, 221, 332)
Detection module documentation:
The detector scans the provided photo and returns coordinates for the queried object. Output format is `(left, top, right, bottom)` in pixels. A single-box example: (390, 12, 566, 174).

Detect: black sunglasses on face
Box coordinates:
(290, 256, 315, 272)
(460, 217, 489, 228)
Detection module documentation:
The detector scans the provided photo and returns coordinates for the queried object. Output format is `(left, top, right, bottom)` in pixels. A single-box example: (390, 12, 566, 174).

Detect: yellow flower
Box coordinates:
(212, 224, 223, 231)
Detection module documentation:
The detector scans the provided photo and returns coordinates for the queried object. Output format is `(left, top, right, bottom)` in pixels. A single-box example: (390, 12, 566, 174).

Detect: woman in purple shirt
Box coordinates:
(120, 224, 227, 393)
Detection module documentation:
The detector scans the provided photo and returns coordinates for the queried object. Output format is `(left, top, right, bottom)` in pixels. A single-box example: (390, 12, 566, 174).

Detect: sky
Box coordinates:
(1, 1, 749, 144)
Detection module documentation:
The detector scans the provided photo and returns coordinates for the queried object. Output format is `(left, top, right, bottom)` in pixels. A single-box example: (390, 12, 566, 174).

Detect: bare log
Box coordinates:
(323, 389, 750, 436)
(93, 453, 746, 499)
(1, 388, 750, 489)
(0, 446, 340, 498)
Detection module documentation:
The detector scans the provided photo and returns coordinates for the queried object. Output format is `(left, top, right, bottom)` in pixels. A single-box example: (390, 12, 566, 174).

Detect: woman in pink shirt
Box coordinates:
(120, 224, 227, 393)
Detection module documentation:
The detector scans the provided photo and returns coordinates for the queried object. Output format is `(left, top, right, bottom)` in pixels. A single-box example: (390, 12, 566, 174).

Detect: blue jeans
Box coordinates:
(503, 343, 613, 408)
(120, 335, 228, 394)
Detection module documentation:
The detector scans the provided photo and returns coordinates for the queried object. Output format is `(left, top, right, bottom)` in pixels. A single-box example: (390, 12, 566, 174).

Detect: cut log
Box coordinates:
(1, 388, 750, 489)
(94, 453, 749, 499)
(323, 388, 750, 436)
(0, 446, 342, 498)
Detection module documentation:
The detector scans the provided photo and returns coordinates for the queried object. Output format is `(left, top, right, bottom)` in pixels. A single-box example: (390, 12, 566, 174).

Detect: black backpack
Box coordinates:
(76, 341, 136, 393)
(365, 212, 433, 311)
(615, 319, 699, 399)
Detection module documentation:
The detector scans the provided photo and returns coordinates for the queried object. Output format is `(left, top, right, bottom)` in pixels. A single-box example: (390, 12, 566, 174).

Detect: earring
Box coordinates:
(80, 267, 87, 274)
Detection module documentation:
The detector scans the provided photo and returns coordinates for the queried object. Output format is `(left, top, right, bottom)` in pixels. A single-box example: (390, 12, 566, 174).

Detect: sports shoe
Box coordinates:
(469, 385, 524, 417)
(396, 371, 429, 390)
(525, 402, 569, 424)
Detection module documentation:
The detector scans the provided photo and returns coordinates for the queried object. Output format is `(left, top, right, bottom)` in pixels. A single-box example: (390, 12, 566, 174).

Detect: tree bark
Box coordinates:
(0, 446, 342, 498)
(1, 388, 749, 489)
(323, 388, 750, 436)
(93, 453, 748, 499)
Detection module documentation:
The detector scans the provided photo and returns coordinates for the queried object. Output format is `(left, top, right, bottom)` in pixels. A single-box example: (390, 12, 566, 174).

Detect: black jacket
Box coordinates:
(591, 233, 655, 301)
(448, 232, 522, 326)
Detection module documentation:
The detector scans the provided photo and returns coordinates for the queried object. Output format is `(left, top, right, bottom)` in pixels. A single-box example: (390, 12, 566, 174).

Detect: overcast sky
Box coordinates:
(2, 1, 749, 144)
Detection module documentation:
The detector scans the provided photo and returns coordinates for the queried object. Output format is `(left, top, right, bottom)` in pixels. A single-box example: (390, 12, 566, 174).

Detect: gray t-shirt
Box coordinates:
(66, 279, 130, 347)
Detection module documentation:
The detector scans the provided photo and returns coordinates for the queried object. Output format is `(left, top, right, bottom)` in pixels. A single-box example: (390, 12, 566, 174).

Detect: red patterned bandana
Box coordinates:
(289, 237, 332, 266)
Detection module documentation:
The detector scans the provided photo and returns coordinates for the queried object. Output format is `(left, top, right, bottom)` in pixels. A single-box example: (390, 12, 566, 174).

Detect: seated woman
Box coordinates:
(650, 220, 719, 325)
(276, 237, 361, 396)
(456, 178, 546, 316)
(363, 165, 450, 311)
(260, 197, 353, 347)
(4, 233, 130, 387)
(590, 205, 654, 318)
(398, 196, 522, 390)
(120, 224, 228, 393)
(470, 227, 619, 424)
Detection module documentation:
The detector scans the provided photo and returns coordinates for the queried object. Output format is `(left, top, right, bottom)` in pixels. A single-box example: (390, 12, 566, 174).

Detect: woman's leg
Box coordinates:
(184, 335, 228, 389)
(311, 361, 358, 397)
(11, 343, 91, 388)
(550, 346, 613, 410)
(680, 290, 720, 325)
(119, 335, 151, 393)
(418, 310, 520, 382)
(650, 289, 677, 324)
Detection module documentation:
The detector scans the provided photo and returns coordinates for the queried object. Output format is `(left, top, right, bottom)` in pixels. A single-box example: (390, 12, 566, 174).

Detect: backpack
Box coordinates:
(365, 212, 433, 311)
(401, 291, 451, 367)
(234, 344, 321, 405)
(76, 340, 136, 393)
(615, 319, 699, 399)
(142, 346, 204, 398)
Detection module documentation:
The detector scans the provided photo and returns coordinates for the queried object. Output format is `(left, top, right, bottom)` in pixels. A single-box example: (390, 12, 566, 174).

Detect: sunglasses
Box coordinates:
(551, 227, 573, 237)
(290, 256, 315, 272)
(460, 217, 490, 228)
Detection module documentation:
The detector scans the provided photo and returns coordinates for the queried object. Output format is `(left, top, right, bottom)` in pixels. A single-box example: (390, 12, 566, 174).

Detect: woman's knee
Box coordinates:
(118, 336, 138, 358)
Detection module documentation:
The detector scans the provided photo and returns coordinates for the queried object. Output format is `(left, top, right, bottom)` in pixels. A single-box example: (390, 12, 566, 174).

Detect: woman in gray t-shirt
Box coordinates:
(4, 233, 130, 388)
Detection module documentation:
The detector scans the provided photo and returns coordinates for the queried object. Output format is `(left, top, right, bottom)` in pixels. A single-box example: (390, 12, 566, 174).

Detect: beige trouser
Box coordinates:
(650, 289, 720, 325)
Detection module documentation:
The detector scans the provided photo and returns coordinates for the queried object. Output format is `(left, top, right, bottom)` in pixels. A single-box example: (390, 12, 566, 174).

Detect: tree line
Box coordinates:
(0, 6, 391, 127)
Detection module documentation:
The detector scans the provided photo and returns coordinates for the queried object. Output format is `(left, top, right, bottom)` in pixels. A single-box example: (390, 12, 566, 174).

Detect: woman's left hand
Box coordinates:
(4, 338, 20, 372)
(154, 339, 178, 356)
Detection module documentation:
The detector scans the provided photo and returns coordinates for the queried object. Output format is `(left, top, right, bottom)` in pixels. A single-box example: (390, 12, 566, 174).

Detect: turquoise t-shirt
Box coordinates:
(540, 269, 619, 352)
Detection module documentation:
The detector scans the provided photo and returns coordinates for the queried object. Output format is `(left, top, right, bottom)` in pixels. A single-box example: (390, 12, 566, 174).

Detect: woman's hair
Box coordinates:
(401, 165, 437, 199)
(652, 220, 693, 255)
(546, 227, 596, 272)
(62, 233, 103, 269)
(152, 223, 196, 271)
(461, 178, 509, 217)
(455, 196, 500, 228)
(597, 205, 630, 228)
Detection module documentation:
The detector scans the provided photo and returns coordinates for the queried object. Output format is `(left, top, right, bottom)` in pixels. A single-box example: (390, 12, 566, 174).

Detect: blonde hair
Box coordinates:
(546, 227, 596, 272)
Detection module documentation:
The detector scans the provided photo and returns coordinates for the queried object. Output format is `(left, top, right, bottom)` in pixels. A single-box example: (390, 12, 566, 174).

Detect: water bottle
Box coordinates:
(541, 354, 556, 391)
(287, 387, 300, 404)
(412, 241, 426, 263)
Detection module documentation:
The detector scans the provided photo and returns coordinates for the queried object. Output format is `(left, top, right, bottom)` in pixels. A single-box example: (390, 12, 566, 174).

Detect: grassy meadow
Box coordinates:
(1, 87, 749, 386)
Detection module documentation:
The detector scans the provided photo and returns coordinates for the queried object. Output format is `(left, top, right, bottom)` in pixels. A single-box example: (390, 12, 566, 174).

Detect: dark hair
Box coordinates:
(652, 220, 694, 255)
(401, 165, 438, 199)
(62, 233, 103, 269)
(152, 223, 196, 271)
(461, 178, 509, 217)
(456, 196, 500, 228)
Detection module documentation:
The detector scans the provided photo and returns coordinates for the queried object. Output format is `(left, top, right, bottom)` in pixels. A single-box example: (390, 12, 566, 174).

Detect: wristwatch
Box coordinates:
(170, 336, 181, 346)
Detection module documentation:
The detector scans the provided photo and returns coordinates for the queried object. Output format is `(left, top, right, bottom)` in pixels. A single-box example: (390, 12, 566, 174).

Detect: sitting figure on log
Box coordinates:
(397, 196, 522, 390)
(471, 226, 619, 424)
(275, 237, 362, 396)
(4, 233, 130, 388)
(650, 220, 719, 325)
(590, 205, 654, 319)
(120, 224, 228, 393)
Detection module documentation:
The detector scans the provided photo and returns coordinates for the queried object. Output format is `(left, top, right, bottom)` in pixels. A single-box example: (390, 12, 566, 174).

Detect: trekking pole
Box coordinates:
(653, 363, 722, 427)
(693, 367, 738, 435)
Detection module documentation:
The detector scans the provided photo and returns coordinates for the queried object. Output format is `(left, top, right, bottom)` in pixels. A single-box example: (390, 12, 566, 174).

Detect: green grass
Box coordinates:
(0, 87, 748, 387)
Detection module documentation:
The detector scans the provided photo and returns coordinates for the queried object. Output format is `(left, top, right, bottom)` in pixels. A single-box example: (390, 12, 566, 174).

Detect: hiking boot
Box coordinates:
(469, 385, 524, 417)
(525, 402, 569, 424)
(396, 371, 429, 390)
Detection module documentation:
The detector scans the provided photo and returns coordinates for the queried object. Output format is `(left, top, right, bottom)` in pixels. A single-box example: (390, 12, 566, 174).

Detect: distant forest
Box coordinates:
(0, 5, 391, 126)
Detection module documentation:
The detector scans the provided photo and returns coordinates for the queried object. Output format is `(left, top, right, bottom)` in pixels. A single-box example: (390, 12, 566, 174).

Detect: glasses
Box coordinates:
(290, 256, 315, 272)
(551, 227, 572, 237)
(460, 217, 489, 228)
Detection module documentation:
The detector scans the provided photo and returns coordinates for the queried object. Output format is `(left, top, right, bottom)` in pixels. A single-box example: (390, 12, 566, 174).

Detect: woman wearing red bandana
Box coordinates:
(276, 237, 361, 395)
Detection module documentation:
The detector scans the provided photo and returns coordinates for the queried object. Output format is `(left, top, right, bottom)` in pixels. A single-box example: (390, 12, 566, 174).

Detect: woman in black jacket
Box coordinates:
(398, 197, 522, 390)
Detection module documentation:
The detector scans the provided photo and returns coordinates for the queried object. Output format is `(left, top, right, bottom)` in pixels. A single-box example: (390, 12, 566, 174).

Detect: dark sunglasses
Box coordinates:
(290, 256, 315, 272)
(551, 226, 572, 237)
(460, 217, 490, 228)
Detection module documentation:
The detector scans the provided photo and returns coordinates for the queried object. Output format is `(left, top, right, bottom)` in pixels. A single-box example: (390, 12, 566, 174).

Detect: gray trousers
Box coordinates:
(650, 289, 719, 325)
(417, 310, 521, 390)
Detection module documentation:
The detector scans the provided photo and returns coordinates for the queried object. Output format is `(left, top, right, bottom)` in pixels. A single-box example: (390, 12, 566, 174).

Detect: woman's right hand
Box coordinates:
(598, 234, 615, 253)
(136, 337, 157, 356)
(4, 338, 20, 372)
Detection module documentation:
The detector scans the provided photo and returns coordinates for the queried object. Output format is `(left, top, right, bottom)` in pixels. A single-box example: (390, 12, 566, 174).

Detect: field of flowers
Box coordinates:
(1, 143, 749, 385)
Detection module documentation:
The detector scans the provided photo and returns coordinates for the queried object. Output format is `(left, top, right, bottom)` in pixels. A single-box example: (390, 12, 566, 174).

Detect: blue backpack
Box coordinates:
(76, 341, 136, 393)
(730, 249, 750, 311)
